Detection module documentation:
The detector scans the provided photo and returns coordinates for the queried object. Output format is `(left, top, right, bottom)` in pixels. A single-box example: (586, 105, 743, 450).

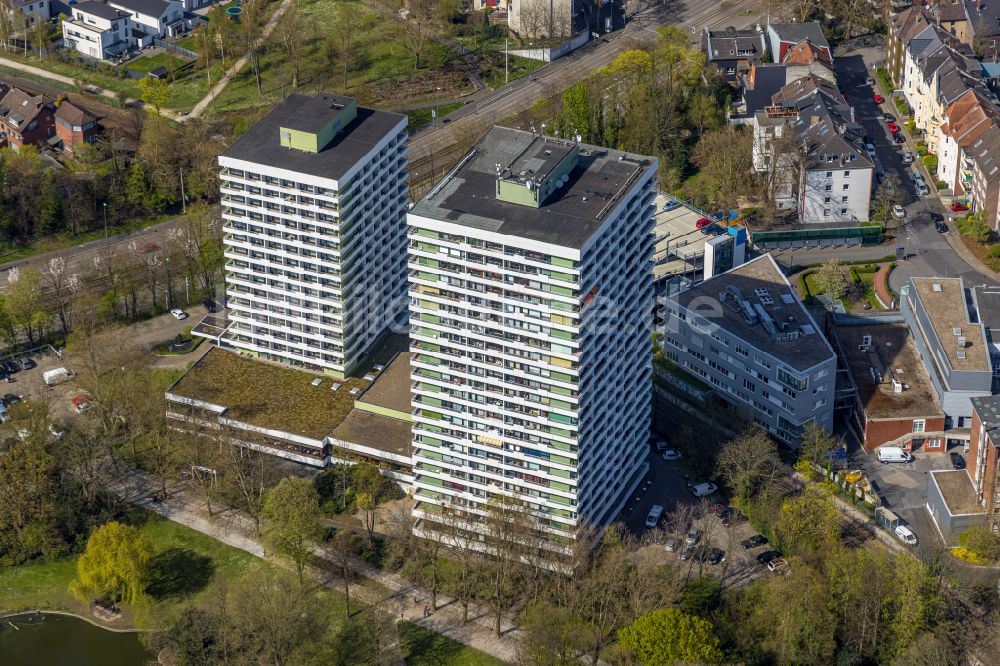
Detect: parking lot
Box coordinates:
(849, 447, 957, 550)
(0, 346, 84, 427)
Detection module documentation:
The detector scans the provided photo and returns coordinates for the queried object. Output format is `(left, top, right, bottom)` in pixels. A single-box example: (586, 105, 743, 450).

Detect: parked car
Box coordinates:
(2, 359, 18, 374)
(695, 217, 712, 229)
(877, 446, 913, 464)
(873, 94, 884, 104)
(654, 440, 668, 452)
(706, 548, 726, 565)
(2, 393, 22, 406)
(935, 220, 948, 233)
(17, 357, 33, 370)
(664, 536, 680, 552)
(645, 504, 664, 529)
(887, 122, 900, 133)
(661, 448, 681, 461)
(895, 525, 918, 545)
(893, 133, 906, 144)
(72, 394, 93, 414)
(917, 183, 929, 196)
(721, 508, 745, 528)
(901, 151, 914, 163)
(686, 527, 702, 544)
(756, 550, 781, 565)
(170, 309, 189, 320)
(741, 534, 768, 549)
(893, 204, 905, 219)
(690, 482, 718, 497)
(883, 113, 896, 123)
(950, 451, 965, 469)
(767, 557, 790, 573)
(679, 543, 696, 560)
(950, 202, 969, 212)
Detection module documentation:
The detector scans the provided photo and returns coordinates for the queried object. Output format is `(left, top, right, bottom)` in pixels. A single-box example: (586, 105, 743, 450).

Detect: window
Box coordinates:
(912, 419, 925, 433)
(841, 208, 848, 215)
(824, 196, 831, 203)
(841, 196, 848, 203)
(824, 209, 831, 216)
(825, 184, 832, 192)
(844, 171, 850, 177)
(735, 344, 749, 358)
(842, 184, 850, 191)
(826, 171, 833, 177)
(743, 378, 756, 392)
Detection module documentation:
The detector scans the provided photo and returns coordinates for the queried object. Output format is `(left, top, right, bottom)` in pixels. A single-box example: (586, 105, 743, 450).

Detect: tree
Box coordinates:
(691, 126, 754, 211)
(518, 601, 587, 666)
(329, 2, 363, 90)
(70, 521, 152, 607)
(0, 439, 64, 565)
(353, 462, 390, 544)
(618, 607, 723, 665)
(752, 560, 836, 664)
(774, 490, 840, 562)
(4, 266, 47, 344)
(716, 427, 783, 502)
(872, 172, 903, 226)
(41, 256, 80, 337)
(395, 0, 430, 69)
(219, 436, 275, 534)
(812, 259, 848, 301)
(482, 494, 533, 636)
(798, 421, 840, 467)
(274, 4, 305, 88)
(261, 477, 323, 584)
(139, 76, 170, 115)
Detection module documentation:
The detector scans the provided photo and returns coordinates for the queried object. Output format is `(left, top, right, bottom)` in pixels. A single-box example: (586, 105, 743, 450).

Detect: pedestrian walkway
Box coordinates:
(874, 263, 894, 308)
(941, 228, 997, 281)
(117, 467, 520, 663)
(186, 0, 294, 119)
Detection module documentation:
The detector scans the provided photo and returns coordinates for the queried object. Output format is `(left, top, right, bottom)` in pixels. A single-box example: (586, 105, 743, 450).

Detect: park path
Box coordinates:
(116, 466, 521, 663)
(0, 56, 139, 106)
(874, 263, 894, 309)
(186, 0, 295, 119)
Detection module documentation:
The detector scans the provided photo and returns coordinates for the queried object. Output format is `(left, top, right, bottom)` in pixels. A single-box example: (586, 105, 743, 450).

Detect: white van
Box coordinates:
(895, 525, 918, 545)
(877, 446, 913, 464)
(645, 504, 663, 529)
(43, 367, 73, 386)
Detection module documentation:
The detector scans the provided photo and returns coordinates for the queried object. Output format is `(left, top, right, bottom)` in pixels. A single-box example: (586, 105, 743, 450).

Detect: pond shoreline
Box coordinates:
(0, 609, 147, 633)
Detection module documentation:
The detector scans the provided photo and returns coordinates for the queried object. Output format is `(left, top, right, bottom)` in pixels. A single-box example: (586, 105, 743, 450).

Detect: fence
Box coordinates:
(158, 40, 199, 60)
(750, 225, 883, 249)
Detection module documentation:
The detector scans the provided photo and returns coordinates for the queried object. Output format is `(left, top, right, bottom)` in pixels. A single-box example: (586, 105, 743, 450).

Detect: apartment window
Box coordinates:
(825, 184, 832, 192)
(735, 344, 749, 357)
(753, 354, 772, 369)
(743, 378, 756, 392)
(826, 171, 833, 177)
(824, 209, 830, 216)
(840, 208, 848, 215)
(843, 171, 850, 177)
(842, 184, 850, 191)
(824, 196, 831, 203)
(912, 419, 925, 433)
(841, 196, 848, 203)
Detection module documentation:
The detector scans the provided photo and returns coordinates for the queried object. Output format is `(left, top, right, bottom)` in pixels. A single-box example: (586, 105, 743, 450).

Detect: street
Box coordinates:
(768, 38, 998, 292)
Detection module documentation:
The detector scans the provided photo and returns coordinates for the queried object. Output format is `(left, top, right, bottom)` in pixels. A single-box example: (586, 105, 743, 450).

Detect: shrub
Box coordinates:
(952, 547, 988, 565)
(959, 527, 1000, 561)
(936, 180, 947, 190)
(921, 154, 938, 171)
(987, 244, 1000, 259)
(893, 96, 912, 116)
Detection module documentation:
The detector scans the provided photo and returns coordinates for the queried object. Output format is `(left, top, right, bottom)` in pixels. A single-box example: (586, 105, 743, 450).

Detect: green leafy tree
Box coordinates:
(0, 439, 64, 565)
(812, 260, 848, 300)
(4, 266, 47, 344)
(774, 489, 840, 562)
(261, 477, 323, 584)
(139, 76, 170, 115)
(618, 607, 723, 665)
(753, 560, 836, 665)
(799, 421, 839, 467)
(70, 521, 152, 607)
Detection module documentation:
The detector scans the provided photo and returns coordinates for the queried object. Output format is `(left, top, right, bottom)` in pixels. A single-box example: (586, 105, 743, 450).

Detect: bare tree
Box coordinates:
(394, 0, 430, 70)
(481, 494, 532, 636)
(274, 4, 305, 88)
(41, 257, 79, 336)
(330, 2, 362, 91)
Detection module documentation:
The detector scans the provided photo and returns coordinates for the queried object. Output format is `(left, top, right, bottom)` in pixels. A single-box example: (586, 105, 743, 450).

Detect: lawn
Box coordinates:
(408, 102, 464, 130)
(126, 53, 190, 76)
(801, 266, 884, 311)
(0, 512, 258, 619)
(172, 36, 200, 53)
(0, 52, 143, 100)
(398, 621, 507, 666)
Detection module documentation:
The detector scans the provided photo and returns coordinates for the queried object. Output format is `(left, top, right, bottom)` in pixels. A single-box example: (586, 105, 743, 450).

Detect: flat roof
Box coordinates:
(330, 410, 412, 458)
(911, 278, 990, 372)
(356, 352, 412, 414)
(409, 126, 655, 249)
(220, 93, 405, 182)
(834, 323, 942, 419)
(671, 254, 834, 371)
(653, 195, 718, 281)
(168, 347, 368, 440)
(973, 284, 1000, 346)
(931, 469, 982, 515)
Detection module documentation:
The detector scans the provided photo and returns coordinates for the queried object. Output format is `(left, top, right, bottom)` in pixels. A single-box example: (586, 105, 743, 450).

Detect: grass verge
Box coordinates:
(398, 620, 506, 666)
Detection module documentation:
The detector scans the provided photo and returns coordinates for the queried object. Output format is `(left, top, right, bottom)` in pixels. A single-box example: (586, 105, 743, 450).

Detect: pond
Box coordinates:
(0, 613, 152, 665)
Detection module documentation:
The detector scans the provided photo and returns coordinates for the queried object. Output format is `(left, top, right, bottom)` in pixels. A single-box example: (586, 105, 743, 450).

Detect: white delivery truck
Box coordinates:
(645, 504, 664, 529)
(877, 446, 913, 464)
(43, 367, 73, 386)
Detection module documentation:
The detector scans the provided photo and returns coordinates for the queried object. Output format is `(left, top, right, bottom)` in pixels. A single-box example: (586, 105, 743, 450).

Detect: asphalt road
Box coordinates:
(408, 0, 775, 164)
(770, 43, 998, 291)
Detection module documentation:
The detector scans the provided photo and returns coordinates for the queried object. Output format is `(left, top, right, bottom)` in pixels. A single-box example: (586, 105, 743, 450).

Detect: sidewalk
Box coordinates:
(874, 263, 894, 308)
(940, 228, 997, 280)
(117, 467, 520, 663)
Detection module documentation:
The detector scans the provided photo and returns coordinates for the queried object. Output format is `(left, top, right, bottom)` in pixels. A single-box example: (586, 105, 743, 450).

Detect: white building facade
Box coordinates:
(407, 127, 657, 550)
(62, 2, 129, 61)
(218, 93, 408, 377)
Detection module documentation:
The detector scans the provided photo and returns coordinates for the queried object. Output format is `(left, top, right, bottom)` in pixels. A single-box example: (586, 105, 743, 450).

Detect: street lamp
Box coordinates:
(102, 202, 108, 242)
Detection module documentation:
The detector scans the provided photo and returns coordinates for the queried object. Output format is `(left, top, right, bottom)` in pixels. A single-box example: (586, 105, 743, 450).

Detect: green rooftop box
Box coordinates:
(496, 137, 579, 208)
(279, 94, 358, 154)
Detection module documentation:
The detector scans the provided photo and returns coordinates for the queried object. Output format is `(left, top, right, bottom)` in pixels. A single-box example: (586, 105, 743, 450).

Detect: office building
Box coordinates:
(218, 93, 408, 377)
(407, 126, 658, 547)
(661, 254, 837, 445)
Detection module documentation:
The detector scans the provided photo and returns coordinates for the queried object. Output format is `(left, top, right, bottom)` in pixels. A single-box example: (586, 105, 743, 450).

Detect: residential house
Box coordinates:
(8, 0, 50, 28)
(702, 25, 766, 83)
(0, 87, 54, 151)
(907, 40, 982, 155)
(62, 1, 129, 61)
(766, 22, 832, 64)
(107, 0, 188, 41)
(966, 123, 1000, 229)
(54, 101, 99, 155)
(735, 58, 835, 119)
(756, 75, 873, 224)
(937, 1, 971, 43)
(886, 6, 933, 87)
(962, 0, 1000, 59)
(937, 87, 999, 195)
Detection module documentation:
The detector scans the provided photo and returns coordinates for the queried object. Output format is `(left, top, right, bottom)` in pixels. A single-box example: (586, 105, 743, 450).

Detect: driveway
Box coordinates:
(849, 447, 955, 550)
(129, 304, 208, 352)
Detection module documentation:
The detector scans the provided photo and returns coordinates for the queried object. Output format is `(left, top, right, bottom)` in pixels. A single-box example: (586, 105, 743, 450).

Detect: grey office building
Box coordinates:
(901, 277, 993, 426)
(660, 254, 837, 445)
